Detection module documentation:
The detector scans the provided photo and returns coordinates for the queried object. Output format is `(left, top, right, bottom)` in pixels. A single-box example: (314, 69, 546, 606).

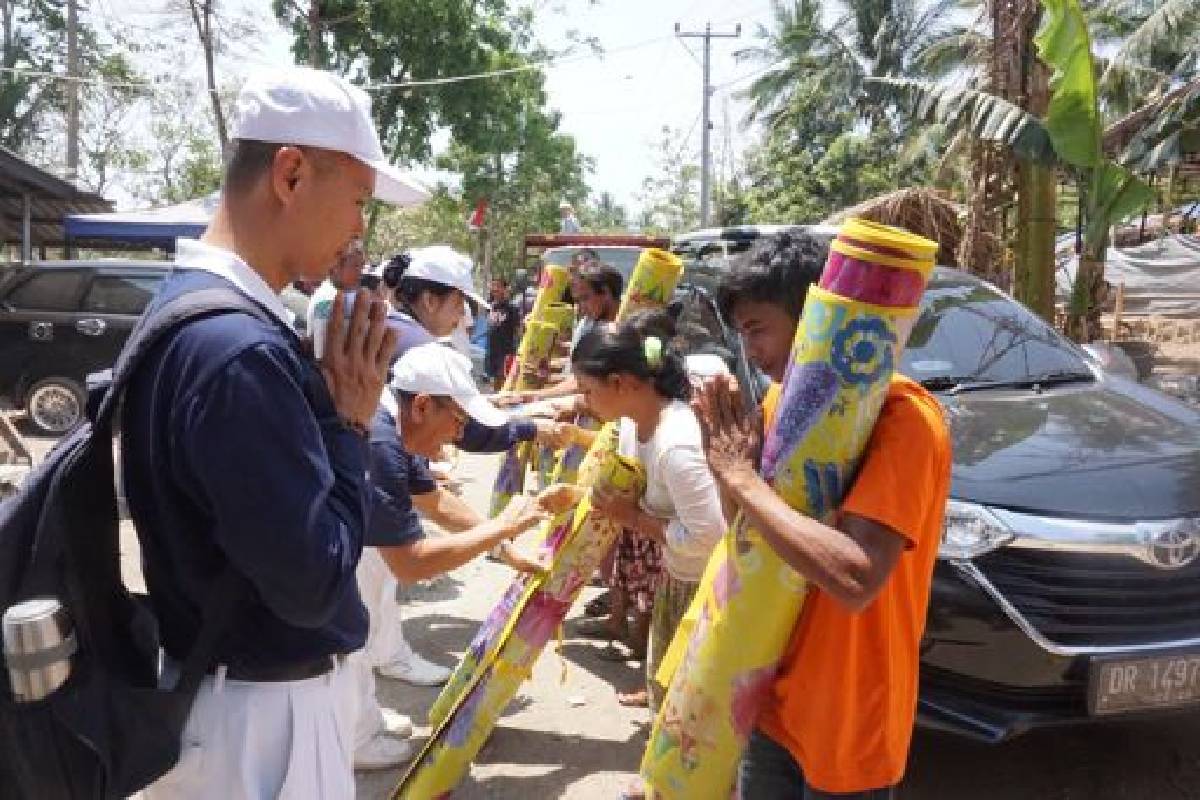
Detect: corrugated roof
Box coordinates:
(0, 145, 112, 247)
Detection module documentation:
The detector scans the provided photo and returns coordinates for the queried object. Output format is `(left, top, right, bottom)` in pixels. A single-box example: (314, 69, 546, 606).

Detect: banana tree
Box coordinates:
(875, 0, 1155, 341)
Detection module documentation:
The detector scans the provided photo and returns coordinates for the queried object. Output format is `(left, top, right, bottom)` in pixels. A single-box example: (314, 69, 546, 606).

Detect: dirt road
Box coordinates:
(356, 450, 1200, 800)
(12, 418, 1200, 799)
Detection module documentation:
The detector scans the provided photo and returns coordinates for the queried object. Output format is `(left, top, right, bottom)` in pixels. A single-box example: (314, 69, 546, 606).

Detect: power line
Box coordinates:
(0, 28, 682, 92)
(711, 60, 782, 92)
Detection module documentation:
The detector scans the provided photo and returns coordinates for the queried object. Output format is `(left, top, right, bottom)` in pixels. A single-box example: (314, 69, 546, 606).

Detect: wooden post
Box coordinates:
(1111, 280, 1125, 342)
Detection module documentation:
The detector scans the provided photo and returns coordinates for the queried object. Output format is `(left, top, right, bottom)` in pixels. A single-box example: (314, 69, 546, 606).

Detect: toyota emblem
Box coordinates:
(1142, 519, 1200, 570)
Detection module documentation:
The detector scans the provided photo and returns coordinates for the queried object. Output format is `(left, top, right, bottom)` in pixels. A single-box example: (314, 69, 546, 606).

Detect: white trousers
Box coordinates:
(350, 548, 414, 749)
(143, 663, 356, 800)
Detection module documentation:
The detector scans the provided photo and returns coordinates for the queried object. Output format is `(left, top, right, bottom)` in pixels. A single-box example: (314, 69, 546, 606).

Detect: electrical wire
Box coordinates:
(0, 27, 684, 93)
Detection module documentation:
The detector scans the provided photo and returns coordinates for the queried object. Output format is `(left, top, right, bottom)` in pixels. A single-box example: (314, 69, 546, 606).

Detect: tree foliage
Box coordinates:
(734, 0, 957, 224)
(274, 0, 531, 163)
(0, 0, 103, 154)
(637, 125, 700, 234)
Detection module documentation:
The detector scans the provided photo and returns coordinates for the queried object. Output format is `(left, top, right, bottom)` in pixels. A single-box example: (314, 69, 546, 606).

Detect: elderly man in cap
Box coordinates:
(121, 66, 426, 798)
(559, 199, 582, 233)
(350, 341, 573, 769)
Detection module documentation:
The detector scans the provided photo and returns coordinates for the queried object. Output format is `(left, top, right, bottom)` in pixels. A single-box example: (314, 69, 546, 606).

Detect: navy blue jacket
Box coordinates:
(367, 406, 434, 547)
(459, 415, 537, 452)
(121, 269, 368, 670)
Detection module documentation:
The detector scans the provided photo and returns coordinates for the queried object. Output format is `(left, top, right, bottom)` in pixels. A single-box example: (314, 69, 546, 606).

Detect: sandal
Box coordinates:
(618, 783, 646, 800)
(584, 590, 612, 617)
(575, 616, 625, 641)
(616, 689, 649, 708)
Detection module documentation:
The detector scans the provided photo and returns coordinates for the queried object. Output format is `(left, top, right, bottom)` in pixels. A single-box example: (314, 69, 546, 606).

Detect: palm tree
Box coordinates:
(879, 0, 1156, 341)
(739, 0, 962, 136)
(1095, 0, 1200, 116)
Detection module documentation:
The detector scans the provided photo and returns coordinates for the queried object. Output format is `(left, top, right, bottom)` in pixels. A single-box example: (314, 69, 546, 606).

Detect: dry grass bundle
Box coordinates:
(823, 187, 967, 267)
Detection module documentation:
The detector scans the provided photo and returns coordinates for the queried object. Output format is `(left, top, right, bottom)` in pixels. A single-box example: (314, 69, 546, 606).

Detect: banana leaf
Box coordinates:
(1036, 0, 1102, 169)
(868, 77, 1058, 165)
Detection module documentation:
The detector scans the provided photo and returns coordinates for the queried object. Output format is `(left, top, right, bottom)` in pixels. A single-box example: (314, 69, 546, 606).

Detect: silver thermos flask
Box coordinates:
(3, 597, 76, 702)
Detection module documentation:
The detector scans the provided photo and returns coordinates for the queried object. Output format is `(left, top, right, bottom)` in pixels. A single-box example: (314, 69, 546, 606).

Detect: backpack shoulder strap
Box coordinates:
(94, 287, 277, 426)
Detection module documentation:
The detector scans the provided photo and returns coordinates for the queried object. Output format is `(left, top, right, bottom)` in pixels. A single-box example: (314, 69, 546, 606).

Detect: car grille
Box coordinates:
(975, 547, 1200, 648)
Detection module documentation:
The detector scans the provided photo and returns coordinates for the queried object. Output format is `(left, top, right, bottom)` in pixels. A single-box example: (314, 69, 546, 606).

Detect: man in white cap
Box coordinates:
(121, 66, 427, 799)
(559, 200, 582, 234)
(351, 343, 576, 763)
(315, 244, 566, 769)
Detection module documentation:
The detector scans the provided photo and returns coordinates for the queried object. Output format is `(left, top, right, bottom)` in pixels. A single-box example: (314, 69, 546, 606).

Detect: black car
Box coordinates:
(0, 260, 171, 435)
(904, 268, 1200, 741)
(668, 242, 1200, 742)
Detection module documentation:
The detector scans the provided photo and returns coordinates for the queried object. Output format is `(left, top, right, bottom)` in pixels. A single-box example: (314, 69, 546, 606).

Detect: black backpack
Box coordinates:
(0, 288, 269, 799)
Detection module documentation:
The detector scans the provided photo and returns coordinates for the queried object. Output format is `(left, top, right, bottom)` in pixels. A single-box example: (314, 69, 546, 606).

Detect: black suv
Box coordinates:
(670, 227, 1200, 742)
(907, 268, 1200, 741)
(0, 260, 171, 434)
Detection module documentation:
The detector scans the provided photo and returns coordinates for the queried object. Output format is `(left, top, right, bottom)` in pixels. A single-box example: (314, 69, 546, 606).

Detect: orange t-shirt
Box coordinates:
(756, 375, 951, 793)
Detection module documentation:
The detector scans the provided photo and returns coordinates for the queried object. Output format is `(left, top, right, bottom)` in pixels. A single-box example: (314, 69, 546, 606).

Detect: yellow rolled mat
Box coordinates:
(641, 220, 936, 799)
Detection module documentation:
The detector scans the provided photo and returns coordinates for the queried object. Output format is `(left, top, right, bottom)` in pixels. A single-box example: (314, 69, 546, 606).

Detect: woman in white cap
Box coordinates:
(379, 245, 567, 453)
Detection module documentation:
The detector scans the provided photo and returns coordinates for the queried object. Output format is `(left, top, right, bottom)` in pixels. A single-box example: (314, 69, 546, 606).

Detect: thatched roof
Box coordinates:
(823, 187, 965, 266)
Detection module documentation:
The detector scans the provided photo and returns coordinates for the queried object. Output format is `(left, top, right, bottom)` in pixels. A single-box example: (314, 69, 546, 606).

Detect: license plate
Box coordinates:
(1090, 651, 1200, 716)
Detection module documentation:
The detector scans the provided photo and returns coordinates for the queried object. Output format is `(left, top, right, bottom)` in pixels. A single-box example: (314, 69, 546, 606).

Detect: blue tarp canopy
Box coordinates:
(63, 193, 217, 249)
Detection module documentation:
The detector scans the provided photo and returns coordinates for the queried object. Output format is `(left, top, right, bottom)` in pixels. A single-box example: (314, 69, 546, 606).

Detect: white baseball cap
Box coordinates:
(233, 66, 430, 206)
(391, 342, 508, 428)
(405, 245, 490, 311)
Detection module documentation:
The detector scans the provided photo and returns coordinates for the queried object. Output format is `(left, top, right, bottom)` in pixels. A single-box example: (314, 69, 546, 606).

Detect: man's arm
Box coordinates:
(402, 449, 547, 574)
(178, 342, 369, 628)
(718, 472, 905, 612)
(523, 375, 578, 402)
(378, 491, 556, 582)
(456, 417, 574, 453)
(693, 374, 908, 613)
(412, 486, 481, 532)
(377, 509, 526, 583)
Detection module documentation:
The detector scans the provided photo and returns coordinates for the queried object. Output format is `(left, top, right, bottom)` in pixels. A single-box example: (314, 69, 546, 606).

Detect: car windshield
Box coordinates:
(901, 271, 1093, 389)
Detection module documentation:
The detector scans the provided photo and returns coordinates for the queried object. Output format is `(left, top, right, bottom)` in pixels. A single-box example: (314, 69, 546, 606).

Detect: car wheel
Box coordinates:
(25, 377, 86, 436)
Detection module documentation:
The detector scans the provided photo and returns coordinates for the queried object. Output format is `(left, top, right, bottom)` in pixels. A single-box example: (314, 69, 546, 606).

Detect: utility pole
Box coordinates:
(675, 21, 740, 228)
(66, 0, 79, 181)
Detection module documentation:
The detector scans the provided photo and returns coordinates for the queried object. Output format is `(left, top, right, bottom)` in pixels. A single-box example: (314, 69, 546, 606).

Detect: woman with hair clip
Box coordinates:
(571, 311, 730, 733)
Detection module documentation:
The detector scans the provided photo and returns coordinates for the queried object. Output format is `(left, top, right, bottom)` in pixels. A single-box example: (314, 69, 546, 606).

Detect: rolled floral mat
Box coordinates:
(540, 302, 575, 340)
(617, 248, 683, 321)
(396, 423, 645, 798)
(528, 264, 572, 325)
(640, 218, 937, 799)
(489, 321, 560, 517)
(528, 241, 686, 528)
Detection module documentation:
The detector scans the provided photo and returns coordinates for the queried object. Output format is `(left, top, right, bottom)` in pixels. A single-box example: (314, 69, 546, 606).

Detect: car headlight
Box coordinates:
(939, 499, 1014, 559)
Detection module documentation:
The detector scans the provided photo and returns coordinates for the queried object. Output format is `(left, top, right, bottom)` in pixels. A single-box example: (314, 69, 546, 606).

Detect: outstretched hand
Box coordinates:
(496, 492, 550, 536)
(498, 541, 550, 575)
(533, 420, 579, 450)
(589, 485, 641, 530)
(537, 483, 587, 515)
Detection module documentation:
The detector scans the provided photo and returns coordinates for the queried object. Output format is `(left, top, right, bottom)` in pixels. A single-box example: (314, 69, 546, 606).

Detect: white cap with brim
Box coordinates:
(391, 342, 508, 428)
(233, 66, 430, 206)
(405, 245, 490, 311)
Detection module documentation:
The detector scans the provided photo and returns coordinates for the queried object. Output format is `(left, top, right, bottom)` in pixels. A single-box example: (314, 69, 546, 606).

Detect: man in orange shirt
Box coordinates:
(694, 231, 952, 798)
